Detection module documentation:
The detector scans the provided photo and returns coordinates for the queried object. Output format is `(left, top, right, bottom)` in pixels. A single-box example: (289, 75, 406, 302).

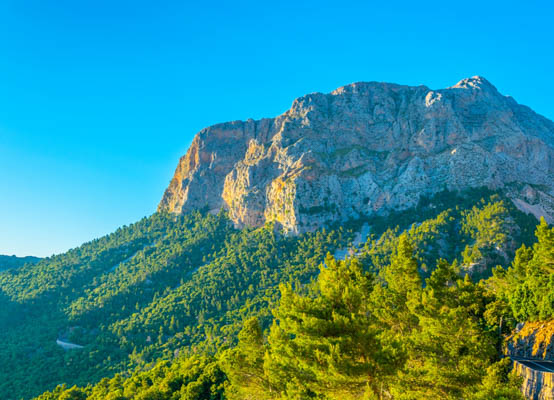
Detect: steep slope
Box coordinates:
(0, 211, 354, 400)
(159, 76, 554, 232)
(30, 191, 545, 400)
(0, 189, 538, 400)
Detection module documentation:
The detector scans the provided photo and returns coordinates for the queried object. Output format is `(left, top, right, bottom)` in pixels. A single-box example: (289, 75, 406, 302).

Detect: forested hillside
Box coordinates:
(0, 255, 40, 271)
(0, 188, 543, 400)
(0, 210, 352, 399)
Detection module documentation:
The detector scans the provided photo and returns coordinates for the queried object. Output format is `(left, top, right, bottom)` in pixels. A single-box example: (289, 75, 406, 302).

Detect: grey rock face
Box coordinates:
(159, 76, 554, 231)
(513, 361, 554, 400)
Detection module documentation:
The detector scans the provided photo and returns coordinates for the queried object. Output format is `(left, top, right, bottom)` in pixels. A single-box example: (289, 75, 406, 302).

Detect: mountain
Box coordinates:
(3, 77, 554, 400)
(0, 189, 540, 400)
(0, 255, 40, 271)
(159, 76, 554, 233)
(27, 191, 549, 400)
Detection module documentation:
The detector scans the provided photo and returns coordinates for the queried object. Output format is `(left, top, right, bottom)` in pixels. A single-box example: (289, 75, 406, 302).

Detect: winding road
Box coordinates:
(512, 357, 554, 373)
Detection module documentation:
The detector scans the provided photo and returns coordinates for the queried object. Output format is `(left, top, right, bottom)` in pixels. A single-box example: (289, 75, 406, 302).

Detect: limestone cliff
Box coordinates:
(507, 321, 554, 362)
(513, 361, 554, 400)
(159, 76, 554, 232)
(507, 321, 554, 399)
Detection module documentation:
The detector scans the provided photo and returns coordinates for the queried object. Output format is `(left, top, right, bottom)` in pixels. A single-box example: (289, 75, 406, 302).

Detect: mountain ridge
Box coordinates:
(0, 255, 41, 271)
(158, 76, 554, 233)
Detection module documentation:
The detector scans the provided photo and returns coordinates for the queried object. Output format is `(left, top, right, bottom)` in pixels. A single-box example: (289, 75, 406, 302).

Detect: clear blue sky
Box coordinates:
(0, 0, 552, 257)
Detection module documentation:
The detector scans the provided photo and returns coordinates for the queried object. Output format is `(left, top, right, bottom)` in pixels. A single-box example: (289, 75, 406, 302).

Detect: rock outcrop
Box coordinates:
(507, 321, 554, 399)
(507, 321, 554, 362)
(513, 361, 554, 400)
(159, 76, 554, 232)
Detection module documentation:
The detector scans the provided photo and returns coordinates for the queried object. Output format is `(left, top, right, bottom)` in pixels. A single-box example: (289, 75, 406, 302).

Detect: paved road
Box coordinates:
(512, 357, 554, 373)
(56, 339, 84, 350)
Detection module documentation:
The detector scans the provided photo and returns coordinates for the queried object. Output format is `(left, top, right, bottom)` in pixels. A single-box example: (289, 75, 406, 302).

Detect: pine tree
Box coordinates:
(370, 233, 421, 335)
(500, 218, 554, 321)
(263, 255, 402, 399)
(220, 317, 269, 400)
(391, 260, 497, 400)
(469, 358, 524, 400)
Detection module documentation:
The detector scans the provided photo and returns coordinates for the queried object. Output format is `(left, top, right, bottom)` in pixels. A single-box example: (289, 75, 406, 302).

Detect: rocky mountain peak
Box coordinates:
(449, 75, 496, 91)
(159, 77, 554, 232)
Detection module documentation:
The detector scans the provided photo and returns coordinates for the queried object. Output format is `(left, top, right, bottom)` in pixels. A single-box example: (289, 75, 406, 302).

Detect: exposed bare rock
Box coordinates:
(506, 321, 554, 362)
(513, 361, 554, 400)
(159, 76, 554, 232)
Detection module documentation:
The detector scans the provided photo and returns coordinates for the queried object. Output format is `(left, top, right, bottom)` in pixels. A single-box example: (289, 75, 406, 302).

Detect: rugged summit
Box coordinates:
(159, 76, 554, 232)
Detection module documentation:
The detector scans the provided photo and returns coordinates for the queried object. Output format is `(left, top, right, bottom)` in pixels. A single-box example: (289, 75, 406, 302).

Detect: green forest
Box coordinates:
(1, 188, 551, 400)
(0, 255, 40, 272)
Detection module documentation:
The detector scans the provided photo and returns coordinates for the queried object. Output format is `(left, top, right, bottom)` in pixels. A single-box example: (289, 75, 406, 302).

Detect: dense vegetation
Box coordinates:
(0, 188, 547, 399)
(489, 218, 554, 324)
(220, 217, 553, 400)
(0, 211, 353, 399)
(0, 254, 40, 271)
